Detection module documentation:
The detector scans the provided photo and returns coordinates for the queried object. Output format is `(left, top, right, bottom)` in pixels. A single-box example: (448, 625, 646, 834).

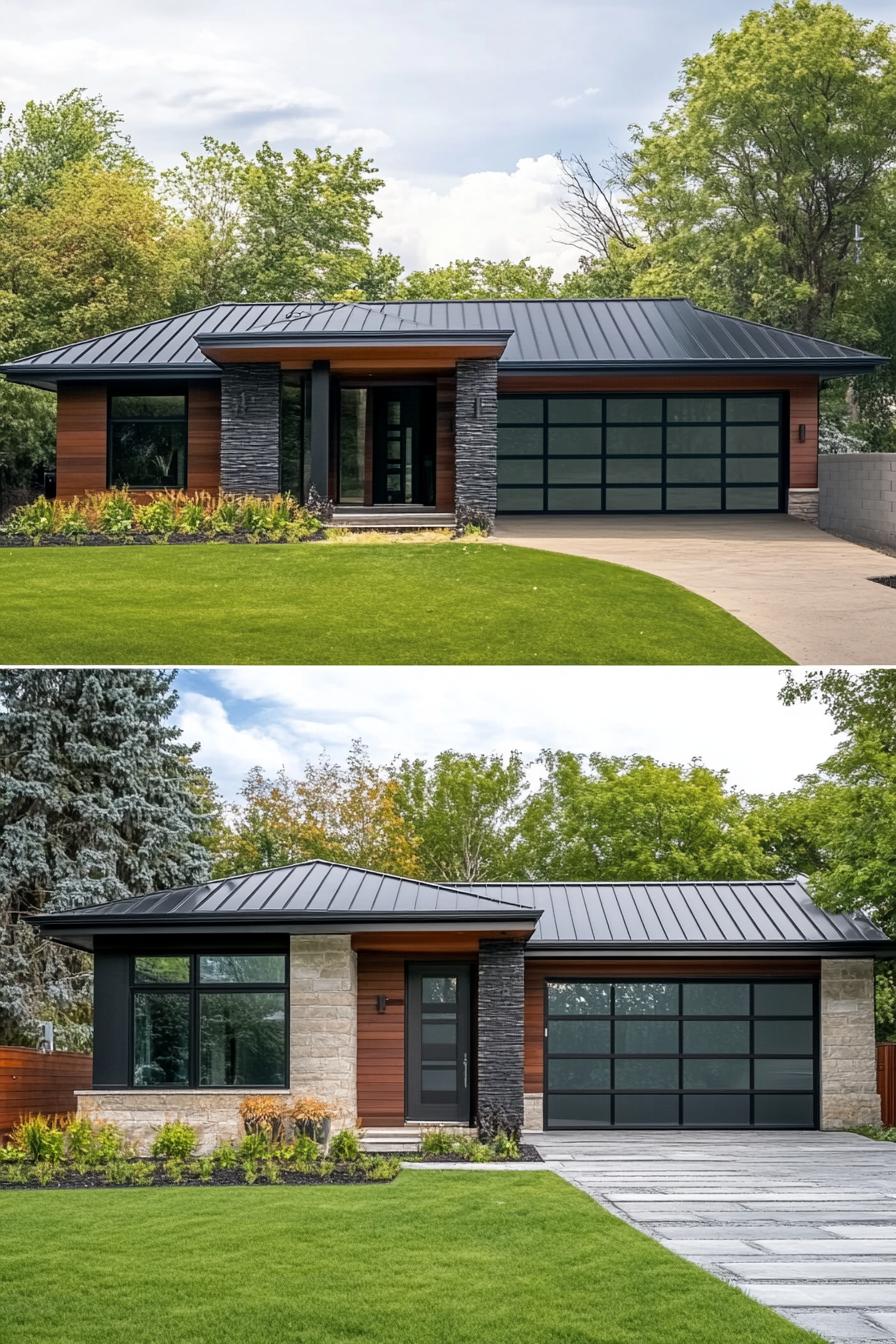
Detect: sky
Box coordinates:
(4, 0, 894, 274)
(175, 667, 837, 802)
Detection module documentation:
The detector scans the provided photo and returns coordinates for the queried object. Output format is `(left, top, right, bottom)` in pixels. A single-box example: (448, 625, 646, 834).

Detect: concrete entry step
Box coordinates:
(360, 1124, 477, 1153)
(332, 510, 456, 531)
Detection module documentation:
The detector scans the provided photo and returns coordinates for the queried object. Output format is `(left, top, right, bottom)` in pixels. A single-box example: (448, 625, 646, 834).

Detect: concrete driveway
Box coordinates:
(492, 515, 896, 664)
(532, 1130, 896, 1343)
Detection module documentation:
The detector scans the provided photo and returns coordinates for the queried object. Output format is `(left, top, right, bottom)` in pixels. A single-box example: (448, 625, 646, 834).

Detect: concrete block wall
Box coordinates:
(820, 959, 881, 1129)
(818, 454, 896, 550)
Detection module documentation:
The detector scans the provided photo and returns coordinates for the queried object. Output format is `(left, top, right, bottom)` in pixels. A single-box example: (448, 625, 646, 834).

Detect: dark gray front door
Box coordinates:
(372, 387, 436, 506)
(406, 963, 471, 1122)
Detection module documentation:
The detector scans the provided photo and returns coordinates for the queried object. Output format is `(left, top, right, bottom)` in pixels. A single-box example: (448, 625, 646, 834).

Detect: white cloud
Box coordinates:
(551, 86, 600, 110)
(372, 155, 573, 274)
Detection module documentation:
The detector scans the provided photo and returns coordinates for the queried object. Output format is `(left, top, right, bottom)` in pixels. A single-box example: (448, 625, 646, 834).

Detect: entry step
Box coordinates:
(360, 1125, 477, 1153)
(332, 511, 456, 531)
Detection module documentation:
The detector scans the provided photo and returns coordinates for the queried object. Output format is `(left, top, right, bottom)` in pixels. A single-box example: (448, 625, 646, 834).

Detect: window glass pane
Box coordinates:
(725, 426, 780, 454)
(614, 1094, 679, 1124)
(198, 955, 286, 984)
(683, 1059, 750, 1090)
(549, 1019, 611, 1053)
(683, 1020, 749, 1054)
(754, 1019, 813, 1055)
(547, 427, 601, 456)
(666, 427, 722, 456)
(725, 487, 780, 511)
(548, 982, 611, 1016)
(133, 991, 189, 1087)
(682, 984, 749, 1016)
(666, 488, 722, 511)
(498, 398, 542, 425)
(605, 488, 663, 511)
(280, 374, 308, 499)
(726, 455, 780, 484)
(726, 397, 780, 422)
(497, 427, 543, 456)
(422, 976, 457, 1005)
(548, 398, 603, 423)
(422, 1019, 456, 1057)
(667, 398, 721, 423)
(614, 1020, 678, 1054)
(549, 1094, 611, 1127)
(548, 488, 602, 510)
(683, 1094, 750, 1125)
(606, 398, 662, 423)
(754, 1093, 814, 1127)
(667, 458, 722, 485)
(606, 458, 662, 485)
(134, 956, 190, 984)
(109, 423, 186, 490)
(614, 1058, 678, 1089)
(614, 983, 679, 1015)
(754, 1059, 814, 1090)
(497, 487, 544, 511)
(499, 459, 543, 485)
(753, 983, 813, 1016)
(605, 426, 662, 455)
(110, 395, 185, 420)
(548, 1058, 610, 1090)
(548, 458, 601, 484)
(338, 388, 366, 504)
(199, 991, 286, 1087)
(421, 1067, 456, 1098)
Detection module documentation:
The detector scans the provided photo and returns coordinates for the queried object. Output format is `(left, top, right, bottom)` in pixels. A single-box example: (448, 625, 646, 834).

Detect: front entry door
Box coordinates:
(406, 963, 471, 1122)
(372, 387, 436, 506)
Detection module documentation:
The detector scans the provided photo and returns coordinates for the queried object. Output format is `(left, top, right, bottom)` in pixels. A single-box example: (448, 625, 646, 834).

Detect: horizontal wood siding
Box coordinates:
(0, 1047, 92, 1134)
(524, 957, 822, 1092)
(499, 372, 820, 493)
(878, 1042, 896, 1127)
(357, 953, 406, 1126)
(187, 382, 221, 492)
(56, 383, 108, 498)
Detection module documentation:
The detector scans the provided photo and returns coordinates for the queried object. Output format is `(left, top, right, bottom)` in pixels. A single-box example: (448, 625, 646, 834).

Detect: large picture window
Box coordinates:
(497, 393, 783, 513)
(108, 389, 187, 490)
(280, 372, 310, 499)
(131, 952, 287, 1089)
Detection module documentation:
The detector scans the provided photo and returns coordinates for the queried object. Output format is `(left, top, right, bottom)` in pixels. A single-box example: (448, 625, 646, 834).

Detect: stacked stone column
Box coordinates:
(455, 358, 498, 527)
(820, 958, 880, 1128)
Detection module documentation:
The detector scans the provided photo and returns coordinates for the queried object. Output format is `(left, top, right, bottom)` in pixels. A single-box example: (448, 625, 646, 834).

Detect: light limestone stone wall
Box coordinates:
(523, 1093, 543, 1131)
(820, 958, 881, 1129)
(77, 935, 360, 1152)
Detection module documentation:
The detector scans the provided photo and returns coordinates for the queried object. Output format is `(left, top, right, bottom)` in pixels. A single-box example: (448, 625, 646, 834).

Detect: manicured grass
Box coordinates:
(0, 542, 787, 664)
(0, 1172, 818, 1344)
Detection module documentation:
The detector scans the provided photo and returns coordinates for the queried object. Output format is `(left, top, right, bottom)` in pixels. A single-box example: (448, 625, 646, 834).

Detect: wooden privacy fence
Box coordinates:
(0, 1047, 92, 1135)
(877, 1043, 896, 1127)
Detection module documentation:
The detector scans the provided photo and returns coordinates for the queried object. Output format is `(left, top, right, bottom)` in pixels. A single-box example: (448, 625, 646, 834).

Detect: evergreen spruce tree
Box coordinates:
(0, 670, 212, 1048)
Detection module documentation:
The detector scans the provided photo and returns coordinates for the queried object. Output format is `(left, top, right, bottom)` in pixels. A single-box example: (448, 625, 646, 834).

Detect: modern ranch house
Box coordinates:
(1, 300, 885, 525)
(30, 861, 890, 1149)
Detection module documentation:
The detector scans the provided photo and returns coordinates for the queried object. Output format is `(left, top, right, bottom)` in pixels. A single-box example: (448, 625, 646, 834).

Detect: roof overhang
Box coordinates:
(499, 358, 889, 377)
(194, 328, 513, 372)
(525, 940, 896, 958)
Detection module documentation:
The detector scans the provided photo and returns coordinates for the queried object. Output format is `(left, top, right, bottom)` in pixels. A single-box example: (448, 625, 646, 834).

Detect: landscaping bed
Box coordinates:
(0, 529, 327, 547)
(0, 1157, 394, 1189)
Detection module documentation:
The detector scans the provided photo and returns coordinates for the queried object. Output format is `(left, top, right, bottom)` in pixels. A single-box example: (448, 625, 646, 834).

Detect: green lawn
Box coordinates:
(0, 1172, 818, 1344)
(0, 542, 786, 664)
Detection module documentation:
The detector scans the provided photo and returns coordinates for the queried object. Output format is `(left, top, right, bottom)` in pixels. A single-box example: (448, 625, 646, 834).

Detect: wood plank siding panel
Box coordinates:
(878, 1043, 896, 1127)
(524, 957, 822, 1092)
(499, 372, 820, 490)
(0, 1047, 92, 1134)
(187, 382, 221, 492)
(357, 953, 407, 1126)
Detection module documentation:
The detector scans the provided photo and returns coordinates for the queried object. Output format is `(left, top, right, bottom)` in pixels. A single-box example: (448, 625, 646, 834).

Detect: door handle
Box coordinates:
(463, 1052, 468, 1088)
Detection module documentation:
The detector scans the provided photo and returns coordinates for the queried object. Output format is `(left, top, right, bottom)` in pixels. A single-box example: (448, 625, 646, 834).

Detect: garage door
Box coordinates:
(497, 394, 783, 513)
(544, 979, 817, 1129)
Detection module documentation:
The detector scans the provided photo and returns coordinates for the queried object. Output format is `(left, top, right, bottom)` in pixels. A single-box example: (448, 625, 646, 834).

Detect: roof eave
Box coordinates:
(194, 328, 515, 347)
(525, 939, 896, 957)
(499, 358, 888, 376)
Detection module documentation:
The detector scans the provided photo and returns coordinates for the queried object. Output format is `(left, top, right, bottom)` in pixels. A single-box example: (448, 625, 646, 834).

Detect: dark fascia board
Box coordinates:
(499, 358, 889, 376)
(193, 328, 514, 347)
(524, 940, 896, 958)
(0, 368, 223, 393)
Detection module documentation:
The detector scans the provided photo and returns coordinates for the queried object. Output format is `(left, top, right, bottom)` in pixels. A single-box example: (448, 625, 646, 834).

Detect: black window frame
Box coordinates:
(497, 392, 786, 514)
(107, 383, 189, 491)
(543, 977, 818, 1130)
(129, 951, 289, 1090)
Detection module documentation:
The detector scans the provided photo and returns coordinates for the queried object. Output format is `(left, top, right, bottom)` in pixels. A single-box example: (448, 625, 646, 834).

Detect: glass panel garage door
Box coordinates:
(497, 394, 783, 513)
(545, 980, 817, 1128)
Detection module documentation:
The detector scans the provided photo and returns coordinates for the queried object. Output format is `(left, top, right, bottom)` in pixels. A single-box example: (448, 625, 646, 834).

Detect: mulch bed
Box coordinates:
(386, 1145, 543, 1164)
(0, 1162, 391, 1189)
(0, 530, 327, 548)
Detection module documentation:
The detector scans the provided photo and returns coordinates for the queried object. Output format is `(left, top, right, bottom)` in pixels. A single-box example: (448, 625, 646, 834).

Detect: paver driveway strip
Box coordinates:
(492, 515, 896, 664)
(531, 1130, 896, 1344)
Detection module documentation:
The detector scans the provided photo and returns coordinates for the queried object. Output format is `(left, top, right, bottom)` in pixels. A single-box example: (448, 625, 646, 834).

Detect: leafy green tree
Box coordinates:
(395, 257, 557, 300)
(514, 752, 774, 882)
(0, 670, 212, 1048)
(391, 750, 529, 882)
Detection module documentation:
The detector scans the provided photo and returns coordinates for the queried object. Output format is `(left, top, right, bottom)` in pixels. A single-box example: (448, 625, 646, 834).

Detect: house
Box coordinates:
(29, 861, 889, 1149)
(1, 301, 885, 525)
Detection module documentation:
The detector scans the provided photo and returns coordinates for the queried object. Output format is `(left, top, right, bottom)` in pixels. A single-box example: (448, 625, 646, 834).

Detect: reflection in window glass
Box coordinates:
(280, 373, 310, 500)
(338, 389, 367, 503)
(548, 1058, 610, 1090)
(497, 427, 543, 456)
(726, 397, 780, 421)
(614, 983, 679, 1015)
(683, 1020, 750, 1054)
(754, 1059, 814, 1090)
(753, 983, 813, 1017)
(199, 992, 286, 1087)
(548, 982, 611, 1016)
(497, 398, 542, 425)
(134, 956, 189, 984)
(614, 1020, 678, 1054)
(133, 991, 189, 1087)
(198, 955, 286, 984)
(683, 1059, 750, 1090)
(666, 398, 721, 423)
(682, 984, 749, 1016)
(548, 1019, 611, 1054)
(547, 427, 601, 456)
(109, 392, 187, 490)
(547, 398, 603, 424)
(606, 398, 662, 423)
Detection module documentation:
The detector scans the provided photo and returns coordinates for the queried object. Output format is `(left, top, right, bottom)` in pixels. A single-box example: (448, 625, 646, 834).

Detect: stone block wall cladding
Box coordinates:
(523, 1093, 544, 1131)
(219, 362, 281, 495)
(477, 939, 525, 1132)
(818, 453, 896, 550)
(454, 358, 498, 525)
(820, 958, 881, 1129)
(787, 488, 820, 523)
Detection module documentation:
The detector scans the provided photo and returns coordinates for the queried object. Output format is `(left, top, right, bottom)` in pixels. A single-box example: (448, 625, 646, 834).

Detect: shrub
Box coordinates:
(240, 1157, 260, 1185)
(238, 1131, 270, 1162)
(328, 1129, 363, 1164)
(211, 1142, 237, 1170)
(128, 1161, 156, 1187)
(0, 1161, 27, 1184)
(362, 1155, 400, 1182)
(239, 1095, 286, 1140)
(92, 1122, 128, 1163)
(490, 1131, 521, 1161)
(136, 498, 177, 536)
(150, 1121, 198, 1161)
(194, 1156, 215, 1184)
(290, 1095, 331, 1126)
(102, 1157, 132, 1186)
(6, 497, 61, 537)
(96, 491, 135, 536)
(11, 1116, 65, 1164)
(282, 1134, 319, 1166)
(421, 1129, 461, 1157)
(63, 1116, 94, 1163)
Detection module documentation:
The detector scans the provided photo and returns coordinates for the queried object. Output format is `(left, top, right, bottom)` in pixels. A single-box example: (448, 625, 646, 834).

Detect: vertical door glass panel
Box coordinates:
(338, 389, 367, 503)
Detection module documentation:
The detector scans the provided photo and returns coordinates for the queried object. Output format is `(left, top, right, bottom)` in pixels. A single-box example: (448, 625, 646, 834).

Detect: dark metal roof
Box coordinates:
(456, 878, 891, 951)
(2, 300, 885, 388)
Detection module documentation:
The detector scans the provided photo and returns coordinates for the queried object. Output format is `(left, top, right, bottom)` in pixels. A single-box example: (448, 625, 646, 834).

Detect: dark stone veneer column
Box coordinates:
(477, 939, 525, 1134)
(219, 362, 281, 495)
(455, 358, 498, 526)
